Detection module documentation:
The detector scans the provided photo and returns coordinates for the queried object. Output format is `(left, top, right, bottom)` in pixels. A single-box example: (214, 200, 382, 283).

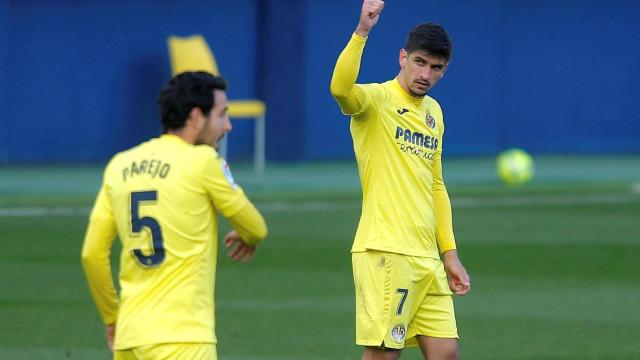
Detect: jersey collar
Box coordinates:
(160, 133, 189, 145)
(392, 78, 426, 106)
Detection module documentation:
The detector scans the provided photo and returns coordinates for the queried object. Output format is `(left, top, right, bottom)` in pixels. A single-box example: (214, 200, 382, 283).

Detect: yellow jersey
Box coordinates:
(331, 33, 456, 259)
(82, 134, 260, 349)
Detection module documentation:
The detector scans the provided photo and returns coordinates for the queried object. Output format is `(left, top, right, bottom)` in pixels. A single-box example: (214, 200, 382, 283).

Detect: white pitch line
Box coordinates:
(0, 193, 639, 218)
(452, 193, 640, 208)
(259, 193, 640, 211)
(0, 206, 91, 217)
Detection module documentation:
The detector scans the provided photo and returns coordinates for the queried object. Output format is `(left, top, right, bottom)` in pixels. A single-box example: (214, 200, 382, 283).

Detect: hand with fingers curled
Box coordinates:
(224, 230, 257, 262)
(443, 250, 471, 296)
(356, 0, 385, 37)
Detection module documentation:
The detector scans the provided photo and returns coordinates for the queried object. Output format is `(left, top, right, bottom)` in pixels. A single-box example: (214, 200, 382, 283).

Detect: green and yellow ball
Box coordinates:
(497, 148, 534, 186)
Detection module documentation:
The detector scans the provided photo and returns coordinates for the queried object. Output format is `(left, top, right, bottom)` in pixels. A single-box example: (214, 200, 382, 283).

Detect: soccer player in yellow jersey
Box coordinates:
(81, 71, 267, 360)
(330, 1, 471, 359)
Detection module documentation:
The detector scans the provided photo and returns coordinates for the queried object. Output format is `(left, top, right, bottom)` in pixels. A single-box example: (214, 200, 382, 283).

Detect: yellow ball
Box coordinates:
(497, 149, 534, 186)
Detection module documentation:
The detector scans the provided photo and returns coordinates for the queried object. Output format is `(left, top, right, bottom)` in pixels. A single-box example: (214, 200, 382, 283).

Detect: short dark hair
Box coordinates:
(158, 71, 227, 132)
(405, 23, 452, 62)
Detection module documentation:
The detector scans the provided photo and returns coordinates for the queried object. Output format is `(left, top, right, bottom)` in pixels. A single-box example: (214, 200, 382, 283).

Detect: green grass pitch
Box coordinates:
(1, 156, 639, 359)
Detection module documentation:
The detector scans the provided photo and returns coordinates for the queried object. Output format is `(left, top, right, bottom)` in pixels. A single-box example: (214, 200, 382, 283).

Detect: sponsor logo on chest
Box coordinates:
(389, 105, 439, 160)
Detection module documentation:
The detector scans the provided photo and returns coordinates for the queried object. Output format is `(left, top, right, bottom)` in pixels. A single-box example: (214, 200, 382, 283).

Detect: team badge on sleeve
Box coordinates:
(221, 159, 238, 189)
(425, 114, 436, 129)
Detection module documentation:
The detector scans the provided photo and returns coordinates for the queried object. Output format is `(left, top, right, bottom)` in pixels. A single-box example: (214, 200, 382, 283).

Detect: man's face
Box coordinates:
(196, 89, 231, 149)
(398, 49, 448, 97)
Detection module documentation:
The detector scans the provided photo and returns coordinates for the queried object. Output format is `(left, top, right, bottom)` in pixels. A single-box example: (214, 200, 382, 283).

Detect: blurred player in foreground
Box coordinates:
(82, 71, 267, 360)
(330, 1, 471, 359)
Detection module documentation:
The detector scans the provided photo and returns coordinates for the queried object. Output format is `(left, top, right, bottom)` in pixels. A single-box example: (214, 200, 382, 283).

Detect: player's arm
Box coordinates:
(216, 191, 267, 263)
(433, 136, 471, 295)
(80, 184, 120, 325)
(329, 0, 384, 115)
(200, 151, 268, 260)
(432, 149, 456, 254)
(224, 202, 268, 262)
(227, 201, 267, 245)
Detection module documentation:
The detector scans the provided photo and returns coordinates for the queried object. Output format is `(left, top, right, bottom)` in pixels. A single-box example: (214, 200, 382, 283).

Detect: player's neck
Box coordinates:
(166, 128, 197, 145)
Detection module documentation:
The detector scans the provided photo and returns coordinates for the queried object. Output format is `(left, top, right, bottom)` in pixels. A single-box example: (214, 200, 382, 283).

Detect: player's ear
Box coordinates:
(188, 107, 205, 130)
(399, 49, 408, 68)
(398, 49, 409, 68)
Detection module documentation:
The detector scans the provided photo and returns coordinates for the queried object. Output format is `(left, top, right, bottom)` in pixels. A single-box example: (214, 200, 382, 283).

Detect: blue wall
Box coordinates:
(256, 0, 306, 162)
(304, 0, 640, 158)
(498, 1, 640, 154)
(304, 0, 505, 158)
(0, 0, 639, 163)
(1, 0, 257, 162)
(0, 0, 8, 162)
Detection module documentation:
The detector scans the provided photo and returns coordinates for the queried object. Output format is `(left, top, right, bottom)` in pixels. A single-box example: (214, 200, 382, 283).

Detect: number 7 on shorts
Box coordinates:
(396, 288, 409, 315)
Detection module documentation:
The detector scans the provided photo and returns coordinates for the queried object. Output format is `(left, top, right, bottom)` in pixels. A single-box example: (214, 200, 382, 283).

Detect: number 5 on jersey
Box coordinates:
(130, 191, 165, 267)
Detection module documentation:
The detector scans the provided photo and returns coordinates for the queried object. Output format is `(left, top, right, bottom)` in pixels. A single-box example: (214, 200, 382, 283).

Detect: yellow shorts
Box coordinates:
(352, 250, 458, 349)
(114, 343, 216, 360)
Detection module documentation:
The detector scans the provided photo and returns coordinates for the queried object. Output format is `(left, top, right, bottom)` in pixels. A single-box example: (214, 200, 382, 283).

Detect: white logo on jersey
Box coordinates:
(221, 159, 238, 189)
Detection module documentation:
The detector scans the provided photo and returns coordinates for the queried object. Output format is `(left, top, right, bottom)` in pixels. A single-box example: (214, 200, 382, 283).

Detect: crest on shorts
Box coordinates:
(425, 114, 436, 129)
(390, 324, 407, 342)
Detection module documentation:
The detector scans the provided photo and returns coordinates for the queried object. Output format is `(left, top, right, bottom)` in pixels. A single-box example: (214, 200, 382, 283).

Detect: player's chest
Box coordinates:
(378, 102, 440, 143)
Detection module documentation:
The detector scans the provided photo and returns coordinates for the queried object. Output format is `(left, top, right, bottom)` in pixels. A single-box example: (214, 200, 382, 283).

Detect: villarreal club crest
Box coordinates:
(425, 114, 436, 129)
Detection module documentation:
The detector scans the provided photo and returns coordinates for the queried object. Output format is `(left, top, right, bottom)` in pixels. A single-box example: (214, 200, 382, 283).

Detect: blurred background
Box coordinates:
(1, 0, 638, 163)
(1, 1, 639, 359)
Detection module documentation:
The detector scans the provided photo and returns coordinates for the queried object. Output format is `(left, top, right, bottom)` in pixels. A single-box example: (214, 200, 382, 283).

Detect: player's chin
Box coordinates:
(214, 135, 226, 149)
(411, 86, 429, 97)
(208, 137, 221, 150)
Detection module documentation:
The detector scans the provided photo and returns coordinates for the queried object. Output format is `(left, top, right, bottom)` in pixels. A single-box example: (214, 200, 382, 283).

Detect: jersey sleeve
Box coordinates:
(227, 202, 268, 245)
(81, 183, 120, 325)
(199, 148, 250, 218)
(199, 148, 268, 243)
(330, 33, 372, 116)
(432, 113, 457, 253)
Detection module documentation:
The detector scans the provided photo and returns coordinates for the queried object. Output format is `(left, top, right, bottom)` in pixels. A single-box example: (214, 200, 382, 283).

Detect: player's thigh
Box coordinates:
(114, 343, 217, 360)
(408, 261, 458, 340)
(352, 251, 423, 349)
(416, 335, 459, 360)
(352, 250, 391, 346)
